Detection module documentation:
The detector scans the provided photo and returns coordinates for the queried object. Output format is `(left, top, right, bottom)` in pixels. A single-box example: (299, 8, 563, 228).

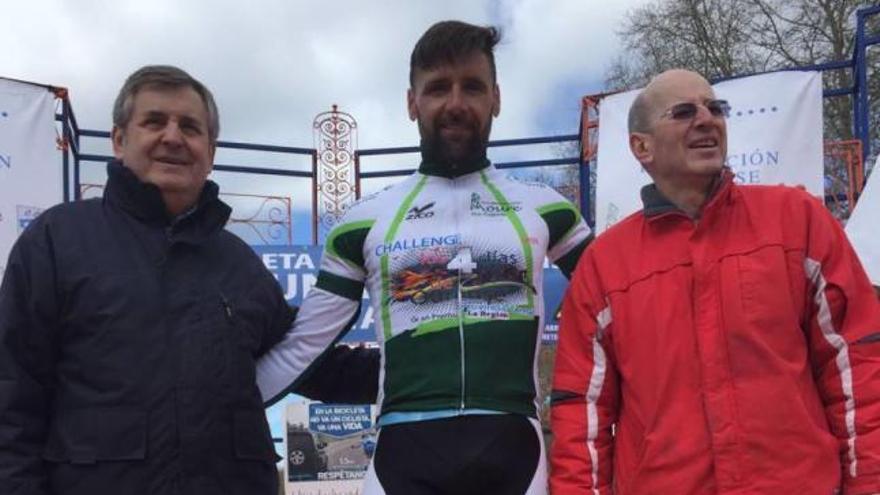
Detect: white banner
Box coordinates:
(846, 157, 880, 286)
(595, 70, 824, 233)
(0, 78, 60, 278)
(284, 401, 377, 495)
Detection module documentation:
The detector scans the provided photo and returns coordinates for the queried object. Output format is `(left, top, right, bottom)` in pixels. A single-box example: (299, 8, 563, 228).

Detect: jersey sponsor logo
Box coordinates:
(374, 234, 460, 257)
(470, 192, 521, 216)
(16, 205, 43, 233)
(390, 248, 527, 306)
(405, 202, 435, 220)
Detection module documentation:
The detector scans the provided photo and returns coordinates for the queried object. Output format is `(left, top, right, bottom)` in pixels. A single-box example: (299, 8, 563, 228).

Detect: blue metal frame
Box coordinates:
(697, 7, 880, 169)
(53, 6, 880, 233)
(70, 129, 317, 180)
(855, 5, 880, 164)
(356, 135, 579, 179)
(578, 118, 592, 227)
(59, 102, 70, 202)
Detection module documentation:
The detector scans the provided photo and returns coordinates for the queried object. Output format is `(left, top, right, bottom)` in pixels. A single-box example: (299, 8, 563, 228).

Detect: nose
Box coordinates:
(445, 86, 467, 114)
(692, 104, 716, 127)
(160, 122, 184, 146)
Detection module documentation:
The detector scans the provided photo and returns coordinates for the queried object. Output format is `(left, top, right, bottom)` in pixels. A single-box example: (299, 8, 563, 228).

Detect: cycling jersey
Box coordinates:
(258, 159, 590, 421)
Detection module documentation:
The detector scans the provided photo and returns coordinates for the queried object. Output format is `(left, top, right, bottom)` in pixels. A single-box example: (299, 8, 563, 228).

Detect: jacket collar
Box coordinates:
(103, 160, 231, 242)
(418, 157, 490, 178)
(641, 168, 734, 218)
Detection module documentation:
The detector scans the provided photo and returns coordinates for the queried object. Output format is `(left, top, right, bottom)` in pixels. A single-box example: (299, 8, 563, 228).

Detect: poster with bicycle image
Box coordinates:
(285, 402, 377, 495)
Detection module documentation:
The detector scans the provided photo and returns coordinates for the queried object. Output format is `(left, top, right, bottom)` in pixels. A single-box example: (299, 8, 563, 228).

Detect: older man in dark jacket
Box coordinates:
(0, 65, 376, 495)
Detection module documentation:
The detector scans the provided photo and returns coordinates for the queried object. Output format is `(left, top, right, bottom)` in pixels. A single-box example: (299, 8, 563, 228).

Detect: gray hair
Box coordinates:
(112, 65, 220, 143)
(627, 90, 653, 134)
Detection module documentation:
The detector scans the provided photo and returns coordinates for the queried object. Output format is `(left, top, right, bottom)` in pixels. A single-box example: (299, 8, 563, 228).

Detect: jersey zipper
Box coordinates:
(454, 176, 466, 411)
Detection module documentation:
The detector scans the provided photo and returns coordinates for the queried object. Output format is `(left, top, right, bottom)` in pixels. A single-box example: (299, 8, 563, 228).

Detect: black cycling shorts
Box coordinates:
(361, 414, 547, 495)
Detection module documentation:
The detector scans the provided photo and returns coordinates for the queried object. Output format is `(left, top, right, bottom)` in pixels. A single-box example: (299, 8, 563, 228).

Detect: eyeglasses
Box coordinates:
(659, 99, 731, 121)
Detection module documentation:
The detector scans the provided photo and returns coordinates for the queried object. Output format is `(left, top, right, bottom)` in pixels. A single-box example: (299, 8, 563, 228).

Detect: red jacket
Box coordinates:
(551, 173, 880, 495)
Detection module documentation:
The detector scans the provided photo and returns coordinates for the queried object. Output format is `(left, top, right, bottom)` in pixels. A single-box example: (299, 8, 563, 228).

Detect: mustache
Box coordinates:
(436, 112, 477, 130)
(419, 110, 490, 167)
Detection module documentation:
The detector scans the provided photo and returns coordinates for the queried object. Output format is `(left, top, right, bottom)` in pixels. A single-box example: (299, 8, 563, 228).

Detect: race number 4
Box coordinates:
(447, 247, 477, 274)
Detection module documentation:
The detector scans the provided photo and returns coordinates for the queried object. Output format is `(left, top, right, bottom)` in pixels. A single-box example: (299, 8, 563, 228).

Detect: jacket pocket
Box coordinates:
(233, 409, 281, 462)
(42, 408, 147, 464)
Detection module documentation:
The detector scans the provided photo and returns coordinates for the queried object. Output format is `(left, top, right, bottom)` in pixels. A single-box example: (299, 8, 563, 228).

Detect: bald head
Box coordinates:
(627, 67, 728, 212)
(628, 69, 714, 134)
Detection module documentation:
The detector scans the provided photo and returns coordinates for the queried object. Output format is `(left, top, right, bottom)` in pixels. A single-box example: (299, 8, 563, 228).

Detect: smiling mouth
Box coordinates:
(439, 125, 475, 142)
(441, 125, 469, 133)
(154, 157, 190, 166)
(688, 137, 719, 149)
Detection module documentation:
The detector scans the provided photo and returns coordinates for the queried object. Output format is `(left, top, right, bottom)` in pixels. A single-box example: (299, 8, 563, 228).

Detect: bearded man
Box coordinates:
(256, 20, 591, 495)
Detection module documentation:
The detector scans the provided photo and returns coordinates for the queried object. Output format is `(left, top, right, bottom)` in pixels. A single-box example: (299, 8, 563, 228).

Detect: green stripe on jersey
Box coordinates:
(554, 235, 591, 278)
(315, 270, 365, 301)
(479, 171, 535, 309)
(411, 314, 536, 338)
(380, 175, 429, 340)
(325, 220, 374, 269)
(536, 201, 582, 249)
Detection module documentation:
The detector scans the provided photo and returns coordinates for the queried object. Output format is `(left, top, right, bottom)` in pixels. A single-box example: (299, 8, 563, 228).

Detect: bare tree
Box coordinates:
(608, 0, 872, 88)
(605, 0, 880, 217)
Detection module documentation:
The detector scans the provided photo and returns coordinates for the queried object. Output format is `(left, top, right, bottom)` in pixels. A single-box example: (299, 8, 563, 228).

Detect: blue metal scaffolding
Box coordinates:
(54, 6, 880, 235)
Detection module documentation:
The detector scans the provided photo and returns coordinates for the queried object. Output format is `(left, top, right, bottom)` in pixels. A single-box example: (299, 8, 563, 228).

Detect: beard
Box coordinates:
(419, 111, 491, 169)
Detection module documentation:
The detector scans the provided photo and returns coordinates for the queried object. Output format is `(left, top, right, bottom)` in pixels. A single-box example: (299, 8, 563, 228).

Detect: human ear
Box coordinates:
(111, 126, 125, 159)
(629, 133, 652, 164)
(407, 88, 417, 121)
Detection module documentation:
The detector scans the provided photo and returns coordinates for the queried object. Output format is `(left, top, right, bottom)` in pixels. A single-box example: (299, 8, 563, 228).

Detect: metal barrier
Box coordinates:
(52, 6, 880, 234)
(577, 5, 880, 224)
(57, 104, 581, 239)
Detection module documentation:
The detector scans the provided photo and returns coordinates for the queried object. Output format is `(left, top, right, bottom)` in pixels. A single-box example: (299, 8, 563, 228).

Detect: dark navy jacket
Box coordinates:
(0, 162, 378, 495)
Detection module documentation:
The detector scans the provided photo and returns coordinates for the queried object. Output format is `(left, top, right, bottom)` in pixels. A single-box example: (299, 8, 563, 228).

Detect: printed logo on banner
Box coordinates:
(730, 105, 779, 119)
(595, 71, 823, 235)
(725, 104, 783, 185)
(285, 402, 377, 486)
(0, 81, 63, 291)
(308, 404, 372, 436)
(16, 205, 44, 233)
(725, 147, 781, 185)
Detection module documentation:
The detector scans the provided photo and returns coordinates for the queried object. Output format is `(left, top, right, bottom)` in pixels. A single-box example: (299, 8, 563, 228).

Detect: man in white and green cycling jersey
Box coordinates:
(257, 20, 591, 495)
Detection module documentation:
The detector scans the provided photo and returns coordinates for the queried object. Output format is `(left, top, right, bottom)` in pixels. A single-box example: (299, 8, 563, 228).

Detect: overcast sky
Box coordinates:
(4, 0, 653, 449)
(4, 0, 651, 144)
(4, 0, 649, 242)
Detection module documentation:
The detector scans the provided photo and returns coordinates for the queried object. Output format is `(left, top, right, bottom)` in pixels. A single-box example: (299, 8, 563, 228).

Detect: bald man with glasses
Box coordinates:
(550, 69, 880, 495)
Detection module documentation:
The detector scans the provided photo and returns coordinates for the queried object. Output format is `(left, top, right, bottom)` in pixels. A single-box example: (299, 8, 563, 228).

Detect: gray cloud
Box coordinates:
(3, 0, 647, 240)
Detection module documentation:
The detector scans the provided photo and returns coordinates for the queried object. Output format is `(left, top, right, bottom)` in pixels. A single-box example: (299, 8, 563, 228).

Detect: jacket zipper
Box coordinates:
(220, 291, 234, 320)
